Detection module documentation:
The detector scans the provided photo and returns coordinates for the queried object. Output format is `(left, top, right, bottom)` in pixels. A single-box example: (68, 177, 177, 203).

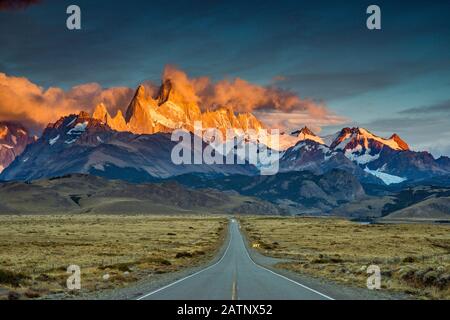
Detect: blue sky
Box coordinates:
(1, 0, 449, 156)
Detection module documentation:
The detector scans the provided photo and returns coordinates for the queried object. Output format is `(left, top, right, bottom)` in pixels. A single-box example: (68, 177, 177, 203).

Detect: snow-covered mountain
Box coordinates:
(1, 116, 449, 185)
(0, 112, 256, 182)
(328, 127, 409, 166)
(278, 138, 383, 184)
(1, 82, 449, 188)
(266, 126, 325, 151)
(325, 127, 450, 183)
(278, 127, 450, 184)
(291, 126, 325, 145)
(0, 122, 35, 173)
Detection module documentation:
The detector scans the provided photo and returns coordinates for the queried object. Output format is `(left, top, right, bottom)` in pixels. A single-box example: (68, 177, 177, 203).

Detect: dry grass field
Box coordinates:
(0, 215, 227, 300)
(241, 216, 450, 299)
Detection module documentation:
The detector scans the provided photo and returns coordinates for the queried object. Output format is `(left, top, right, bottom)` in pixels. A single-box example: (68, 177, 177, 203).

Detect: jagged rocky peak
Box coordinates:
(329, 127, 410, 153)
(156, 78, 199, 110)
(78, 110, 91, 120)
(48, 111, 107, 134)
(156, 79, 203, 127)
(292, 126, 316, 137)
(111, 110, 127, 131)
(389, 133, 410, 151)
(124, 85, 156, 134)
(136, 84, 146, 96)
(40, 111, 113, 150)
(92, 103, 110, 122)
(157, 79, 173, 105)
(290, 126, 324, 144)
(92, 103, 127, 132)
(126, 85, 151, 120)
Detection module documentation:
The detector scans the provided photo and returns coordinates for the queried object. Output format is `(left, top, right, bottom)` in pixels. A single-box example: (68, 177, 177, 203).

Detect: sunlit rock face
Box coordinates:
(0, 122, 35, 173)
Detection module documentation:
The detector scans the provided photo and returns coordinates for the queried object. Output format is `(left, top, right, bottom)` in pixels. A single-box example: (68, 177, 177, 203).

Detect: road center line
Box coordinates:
(232, 280, 237, 300)
(136, 220, 335, 300)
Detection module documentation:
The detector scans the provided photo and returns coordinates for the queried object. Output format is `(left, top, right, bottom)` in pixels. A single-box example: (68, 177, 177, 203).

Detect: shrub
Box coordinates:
(24, 290, 41, 299)
(437, 274, 450, 289)
(311, 256, 343, 264)
(0, 269, 28, 287)
(8, 291, 21, 300)
(139, 257, 172, 266)
(175, 252, 193, 258)
(402, 256, 417, 263)
(422, 270, 439, 285)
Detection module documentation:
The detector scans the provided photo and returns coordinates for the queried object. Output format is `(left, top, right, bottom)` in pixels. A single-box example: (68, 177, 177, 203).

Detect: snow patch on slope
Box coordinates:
(66, 118, 76, 127)
(67, 122, 88, 135)
(49, 135, 60, 145)
(65, 139, 77, 144)
(364, 167, 406, 185)
(344, 145, 380, 165)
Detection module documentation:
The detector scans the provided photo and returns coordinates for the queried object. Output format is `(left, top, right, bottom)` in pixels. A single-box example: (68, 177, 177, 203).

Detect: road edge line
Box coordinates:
(136, 220, 233, 300)
(240, 224, 335, 301)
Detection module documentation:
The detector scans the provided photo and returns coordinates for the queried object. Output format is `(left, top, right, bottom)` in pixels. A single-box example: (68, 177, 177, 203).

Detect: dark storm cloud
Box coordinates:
(0, 0, 41, 11)
(1, 0, 449, 93)
(398, 99, 450, 114)
(275, 60, 450, 101)
(1, 0, 450, 154)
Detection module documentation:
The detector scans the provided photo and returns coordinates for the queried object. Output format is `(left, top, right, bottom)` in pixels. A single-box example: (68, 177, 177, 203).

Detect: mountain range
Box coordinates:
(0, 111, 255, 181)
(0, 79, 449, 220)
(278, 126, 450, 184)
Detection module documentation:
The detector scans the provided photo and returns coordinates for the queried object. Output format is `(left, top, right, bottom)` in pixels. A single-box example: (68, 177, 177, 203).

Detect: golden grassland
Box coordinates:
(240, 216, 450, 299)
(0, 215, 227, 300)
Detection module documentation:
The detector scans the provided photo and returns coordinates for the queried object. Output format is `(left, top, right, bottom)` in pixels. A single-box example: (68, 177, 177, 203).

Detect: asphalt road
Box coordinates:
(137, 219, 333, 300)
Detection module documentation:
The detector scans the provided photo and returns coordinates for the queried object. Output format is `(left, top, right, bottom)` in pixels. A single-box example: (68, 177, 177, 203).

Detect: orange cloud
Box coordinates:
(253, 110, 346, 133)
(0, 73, 133, 133)
(162, 65, 346, 130)
(0, 66, 346, 134)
